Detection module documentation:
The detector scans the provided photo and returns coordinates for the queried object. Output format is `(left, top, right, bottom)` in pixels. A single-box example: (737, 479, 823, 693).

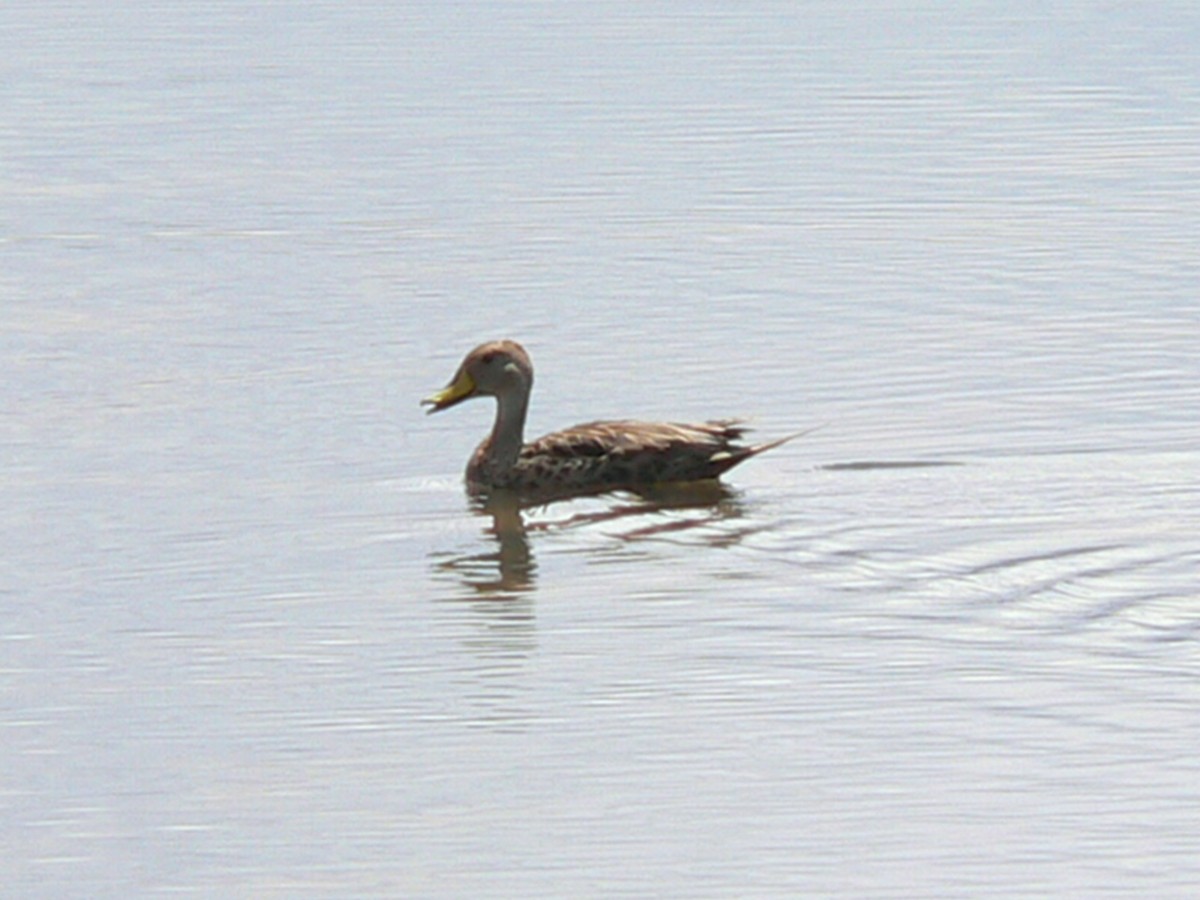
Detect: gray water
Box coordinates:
(4, 3, 1200, 897)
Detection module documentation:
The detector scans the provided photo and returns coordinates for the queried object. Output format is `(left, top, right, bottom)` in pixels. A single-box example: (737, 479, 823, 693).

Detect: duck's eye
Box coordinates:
(480, 351, 498, 365)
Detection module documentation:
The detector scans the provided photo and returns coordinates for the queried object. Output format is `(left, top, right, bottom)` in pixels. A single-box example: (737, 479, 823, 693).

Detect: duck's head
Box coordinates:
(422, 339, 534, 413)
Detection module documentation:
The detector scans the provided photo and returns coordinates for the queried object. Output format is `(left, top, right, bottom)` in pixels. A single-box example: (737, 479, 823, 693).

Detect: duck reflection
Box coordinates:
(432, 480, 750, 597)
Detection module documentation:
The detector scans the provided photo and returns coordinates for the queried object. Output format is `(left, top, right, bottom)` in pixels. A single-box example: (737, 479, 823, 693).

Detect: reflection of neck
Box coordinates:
(487, 385, 529, 469)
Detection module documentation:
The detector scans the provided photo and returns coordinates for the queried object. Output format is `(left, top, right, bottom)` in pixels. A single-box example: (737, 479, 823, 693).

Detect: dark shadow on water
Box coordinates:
(430, 479, 750, 599)
(822, 460, 964, 471)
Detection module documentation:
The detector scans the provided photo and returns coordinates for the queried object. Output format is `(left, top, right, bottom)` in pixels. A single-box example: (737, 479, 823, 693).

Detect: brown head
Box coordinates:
(422, 339, 534, 413)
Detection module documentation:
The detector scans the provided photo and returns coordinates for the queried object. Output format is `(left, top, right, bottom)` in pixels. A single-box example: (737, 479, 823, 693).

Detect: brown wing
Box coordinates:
(518, 419, 782, 487)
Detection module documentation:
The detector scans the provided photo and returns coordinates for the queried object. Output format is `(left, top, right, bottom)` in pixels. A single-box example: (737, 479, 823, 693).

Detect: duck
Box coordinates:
(422, 339, 793, 496)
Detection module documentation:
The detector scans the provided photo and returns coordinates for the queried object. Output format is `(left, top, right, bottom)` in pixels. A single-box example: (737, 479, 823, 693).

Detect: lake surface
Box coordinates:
(3, 2, 1199, 896)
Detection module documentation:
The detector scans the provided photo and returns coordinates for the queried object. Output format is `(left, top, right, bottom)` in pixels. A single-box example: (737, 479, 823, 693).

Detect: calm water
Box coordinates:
(4, 3, 1200, 896)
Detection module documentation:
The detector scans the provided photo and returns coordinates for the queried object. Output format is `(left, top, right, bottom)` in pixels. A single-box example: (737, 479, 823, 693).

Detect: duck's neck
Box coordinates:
(483, 385, 529, 470)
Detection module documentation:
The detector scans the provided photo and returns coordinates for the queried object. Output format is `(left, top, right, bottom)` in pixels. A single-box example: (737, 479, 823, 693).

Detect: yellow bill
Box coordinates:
(421, 368, 476, 413)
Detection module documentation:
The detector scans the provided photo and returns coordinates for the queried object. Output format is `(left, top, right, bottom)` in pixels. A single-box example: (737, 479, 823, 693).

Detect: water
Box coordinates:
(3, 2, 1200, 896)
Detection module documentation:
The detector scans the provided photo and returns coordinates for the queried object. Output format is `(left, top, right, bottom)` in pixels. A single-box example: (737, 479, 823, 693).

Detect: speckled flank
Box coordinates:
(470, 418, 786, 495)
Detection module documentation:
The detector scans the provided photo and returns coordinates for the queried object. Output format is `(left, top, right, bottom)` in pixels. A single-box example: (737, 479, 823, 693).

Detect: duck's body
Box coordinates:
(473, 417, 784, 493)
(423, 340, 790, 496)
